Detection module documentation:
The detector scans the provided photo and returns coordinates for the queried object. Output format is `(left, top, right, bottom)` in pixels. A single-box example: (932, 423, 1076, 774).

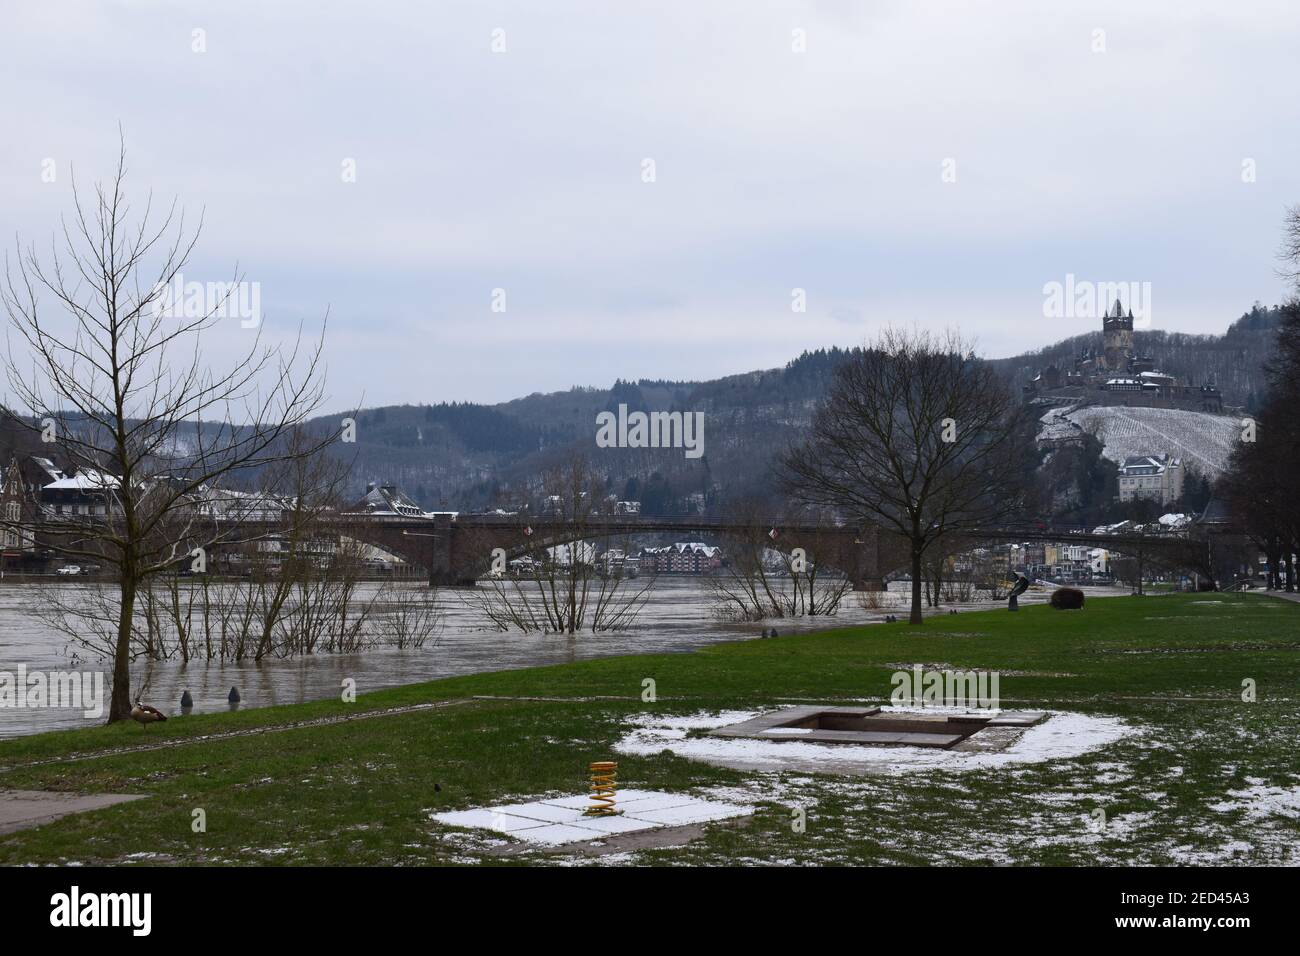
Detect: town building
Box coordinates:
(1117, 455, 1185, 505)
(348, 482, 425, 517)
(0, 460, 36, 555)
(638, 542, 723, 575)
(38, 469, 120, 519)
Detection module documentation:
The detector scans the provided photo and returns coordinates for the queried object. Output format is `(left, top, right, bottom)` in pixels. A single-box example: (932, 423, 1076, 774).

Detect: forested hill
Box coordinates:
(310, 306, 1285, 511)
(312, 348, 854, 511)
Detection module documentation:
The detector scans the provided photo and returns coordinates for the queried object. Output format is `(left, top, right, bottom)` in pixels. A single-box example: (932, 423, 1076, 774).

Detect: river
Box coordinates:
(0, 579, 1118, 739)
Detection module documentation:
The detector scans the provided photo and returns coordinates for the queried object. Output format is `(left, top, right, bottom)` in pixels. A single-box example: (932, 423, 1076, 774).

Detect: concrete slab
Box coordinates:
(987, 712, 1047, 727)
(892, 732, 966, 747)
(562, 813, 663, 835)
(708, 705, 850, 737)
(625, 802, 752, 827)
(0, 789, 144, 836)
(431, 790, 753, 847)
(538, 789, 666, 810)
(614, 792, 701, 812)
(433, 808, 548, 833)
(494, 801, 587, 824)
(711, 706, 1046, 749)
(509, 823, 610, 845)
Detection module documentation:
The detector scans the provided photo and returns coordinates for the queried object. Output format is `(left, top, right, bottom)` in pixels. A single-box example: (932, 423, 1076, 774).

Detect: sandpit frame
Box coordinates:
(709, 705, 1046, 750)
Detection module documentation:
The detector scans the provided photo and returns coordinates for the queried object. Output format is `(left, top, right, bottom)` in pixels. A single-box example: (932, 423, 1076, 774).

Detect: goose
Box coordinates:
(130, 698, 167, 729)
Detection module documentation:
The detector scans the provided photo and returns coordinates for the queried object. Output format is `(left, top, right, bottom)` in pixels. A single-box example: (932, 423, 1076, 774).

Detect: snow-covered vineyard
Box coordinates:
(1038, 405, 1242, 476)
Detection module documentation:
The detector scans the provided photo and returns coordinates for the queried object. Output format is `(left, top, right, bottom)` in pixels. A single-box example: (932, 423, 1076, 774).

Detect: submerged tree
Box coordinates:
(469, 454, 655, 634)
(704, 501, 851, 621)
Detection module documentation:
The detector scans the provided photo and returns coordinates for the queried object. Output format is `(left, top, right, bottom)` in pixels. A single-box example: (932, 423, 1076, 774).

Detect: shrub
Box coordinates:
(1050, 587, 1085, 610)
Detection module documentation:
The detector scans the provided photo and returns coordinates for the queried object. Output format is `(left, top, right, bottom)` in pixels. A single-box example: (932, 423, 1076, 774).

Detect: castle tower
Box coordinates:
(1102, 298, 1134, 370)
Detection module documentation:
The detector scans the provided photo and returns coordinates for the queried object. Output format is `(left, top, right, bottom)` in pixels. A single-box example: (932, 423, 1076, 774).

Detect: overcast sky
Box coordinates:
(2, 1, 1298, 412)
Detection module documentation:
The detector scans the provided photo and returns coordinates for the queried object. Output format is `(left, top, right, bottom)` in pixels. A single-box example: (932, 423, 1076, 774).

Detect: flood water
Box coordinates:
(0, 579, 1116, 739)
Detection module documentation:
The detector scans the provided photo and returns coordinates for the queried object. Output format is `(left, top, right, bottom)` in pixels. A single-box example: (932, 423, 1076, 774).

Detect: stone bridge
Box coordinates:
(339, 514, 902, 589)
(34, 513, 1232, 588)
(316, 515, 1227, 589)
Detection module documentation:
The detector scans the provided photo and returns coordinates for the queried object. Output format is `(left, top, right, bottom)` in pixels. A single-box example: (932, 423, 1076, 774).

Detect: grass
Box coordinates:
(1, 592, 1298, 866)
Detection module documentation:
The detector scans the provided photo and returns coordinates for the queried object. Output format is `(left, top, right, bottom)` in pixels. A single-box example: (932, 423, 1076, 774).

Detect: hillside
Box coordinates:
(1038, 405, 1241, 477)
(316, 306, 1283, 510)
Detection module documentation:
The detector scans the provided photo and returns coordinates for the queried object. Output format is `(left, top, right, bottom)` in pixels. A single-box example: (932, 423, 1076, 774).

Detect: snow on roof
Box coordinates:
(43, 470, 118, 491)
(672, 541, 720, 556)
(640, 542, 722, 557)
(1092, 521, 1132, 534)
(30, 457, 65, 481)
(351, 484, 425, 517)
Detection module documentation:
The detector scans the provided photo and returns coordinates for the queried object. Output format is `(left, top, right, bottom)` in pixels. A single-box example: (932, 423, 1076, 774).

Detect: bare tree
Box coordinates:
(779, 327, 1032, 624)
(470, 454, 655, 634)
(0, 140, 332, 721)
(705, 501, 851, 621)
(374, 581, 444, 649)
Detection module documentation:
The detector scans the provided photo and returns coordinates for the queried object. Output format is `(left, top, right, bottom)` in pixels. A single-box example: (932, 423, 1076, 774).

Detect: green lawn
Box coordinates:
(2, 593, 1298, 865)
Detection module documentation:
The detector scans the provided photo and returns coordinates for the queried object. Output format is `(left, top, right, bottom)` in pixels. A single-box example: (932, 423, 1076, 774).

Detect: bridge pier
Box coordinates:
(427, 513, 454, 588)
(850, 526, 884, 591)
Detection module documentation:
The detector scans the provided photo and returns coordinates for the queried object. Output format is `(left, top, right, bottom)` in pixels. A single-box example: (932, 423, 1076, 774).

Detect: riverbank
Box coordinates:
(1, 592, 1296, 866)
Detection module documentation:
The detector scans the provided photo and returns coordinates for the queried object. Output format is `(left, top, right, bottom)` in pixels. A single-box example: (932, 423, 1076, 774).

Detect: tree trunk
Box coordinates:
(108, 573, 137, 723)
(909, 547, 923, 624)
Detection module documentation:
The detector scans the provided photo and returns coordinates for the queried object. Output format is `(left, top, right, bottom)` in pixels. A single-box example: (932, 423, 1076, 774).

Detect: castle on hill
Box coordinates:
(1022, 300, 1223, 413)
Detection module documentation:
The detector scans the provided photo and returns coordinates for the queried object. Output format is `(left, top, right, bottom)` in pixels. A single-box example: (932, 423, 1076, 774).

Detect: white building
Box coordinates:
(1117, 455, 1184, 505)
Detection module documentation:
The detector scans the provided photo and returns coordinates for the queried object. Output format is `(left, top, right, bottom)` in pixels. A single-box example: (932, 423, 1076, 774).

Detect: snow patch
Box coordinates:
(1209, 783, 1300, 821)
(615, 707, 1134, 776)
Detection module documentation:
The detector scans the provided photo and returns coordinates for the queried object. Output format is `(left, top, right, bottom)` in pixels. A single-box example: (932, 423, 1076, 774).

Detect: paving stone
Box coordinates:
(611, 792, 700, 812)
(508, 823, 612, 845)
(493, 801, 589, 823)
(891, 732, 965, 747)
(430, 808, 547, 833)
(988, 711, 1047, 727)
(432, 791, 752, 846)
(563, 813, 662, 835)
(818, 706, 882, 717)
(539, 789, 664, 810)
(624, 801, 753, 826)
